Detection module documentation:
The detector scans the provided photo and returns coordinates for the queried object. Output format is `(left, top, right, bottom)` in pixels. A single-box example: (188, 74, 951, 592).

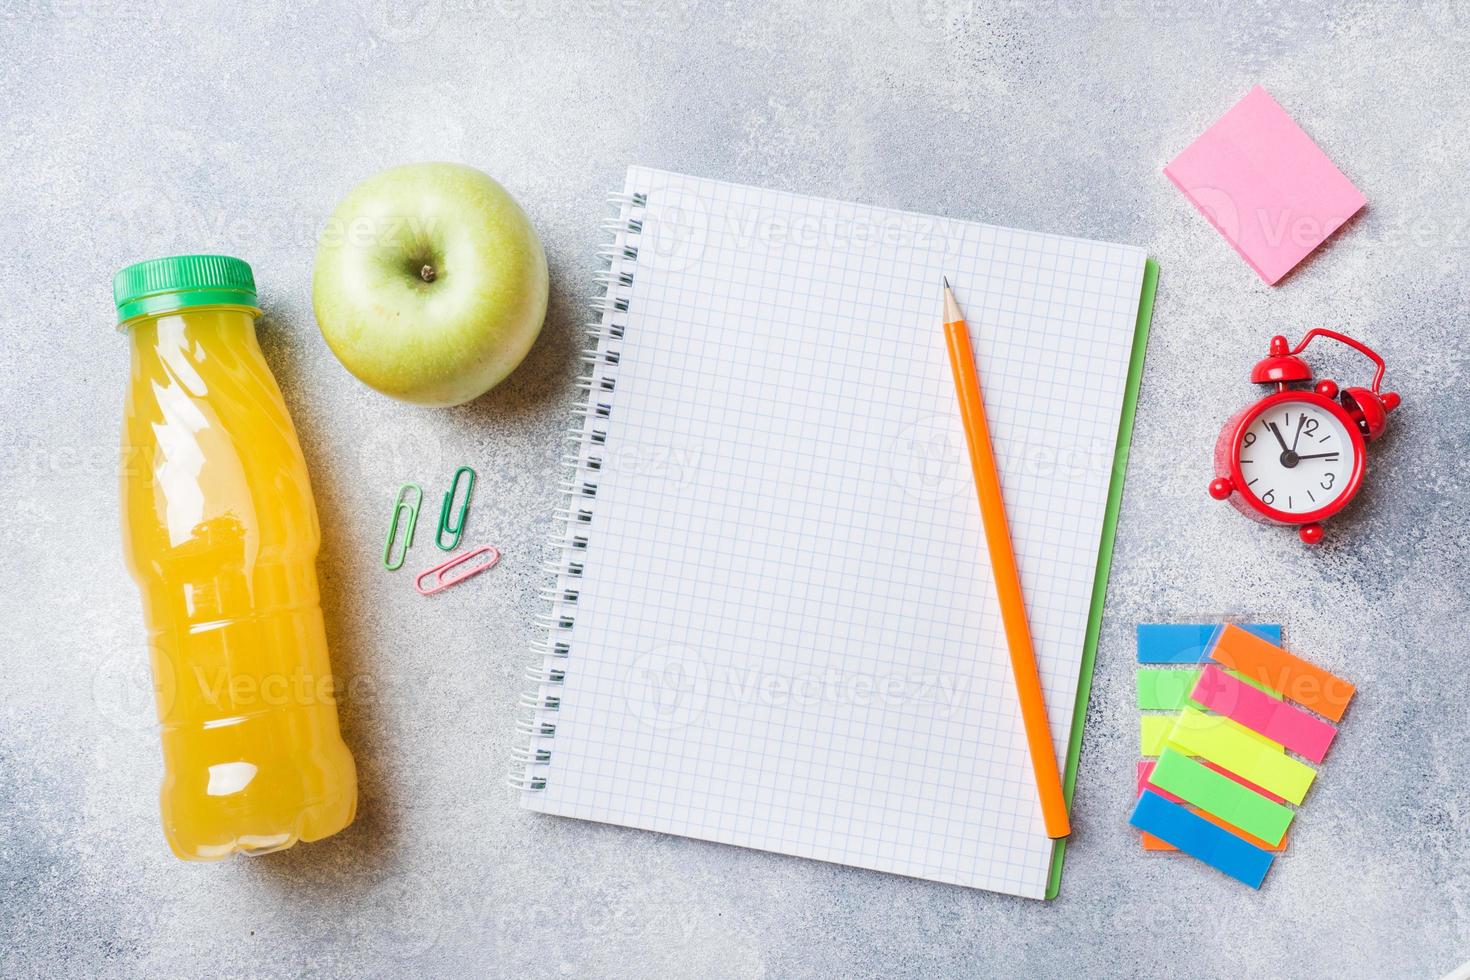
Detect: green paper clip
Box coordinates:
(383, 483, 423, 570)
(436, 466, 476, 551)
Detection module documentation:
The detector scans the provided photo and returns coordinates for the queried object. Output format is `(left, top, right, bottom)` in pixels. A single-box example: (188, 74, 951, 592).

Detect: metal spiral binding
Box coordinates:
(508, 189, 646, 793)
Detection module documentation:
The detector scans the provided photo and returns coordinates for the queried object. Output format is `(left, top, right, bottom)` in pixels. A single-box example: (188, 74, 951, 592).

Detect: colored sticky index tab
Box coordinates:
(1136, 669, 1198, 710)
(1139, 821, 1286, 853)
(1134, 764, 1287, 846)
(1136, 761, 1290, 852)
(1209, 624, 1356, 722)
(1204, 758, 1288, 805)
(1141, 757, 1288, 804)
(1136, 667, 1282, 710)
(1143, 713, 1284, 757)
(1191, 665, 1339, 763)
(1141, 716, 1190, 756)
(1137, 760, 1182, 802)
(1130, 790, 1275, 888)
(1136, 761, 1289, 852)
(1142, 820, 1289, 853)
(1137, 623, 1281, 664)
(1166, 708, 1316, 804)
(1150, 748, 1294, 846)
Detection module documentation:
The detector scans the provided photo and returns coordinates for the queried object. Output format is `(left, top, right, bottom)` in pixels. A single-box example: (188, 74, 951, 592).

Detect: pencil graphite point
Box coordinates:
(942, 280, 963, 325)
(943, 275, 950, 288)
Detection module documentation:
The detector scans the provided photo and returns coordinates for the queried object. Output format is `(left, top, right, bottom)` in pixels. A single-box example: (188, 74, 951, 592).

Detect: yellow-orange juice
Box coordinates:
(115, 255, 356, 860)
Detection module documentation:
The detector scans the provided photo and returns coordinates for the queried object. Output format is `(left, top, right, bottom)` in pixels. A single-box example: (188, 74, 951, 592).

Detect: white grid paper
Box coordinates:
(522, 167, 1147, 899)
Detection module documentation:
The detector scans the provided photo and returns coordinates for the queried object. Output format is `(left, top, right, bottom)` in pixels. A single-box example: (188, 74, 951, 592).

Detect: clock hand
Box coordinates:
(1267, 421, 1290, 453)
(1295, 452, 1341, 461)
(1290, 415, 1306, 451)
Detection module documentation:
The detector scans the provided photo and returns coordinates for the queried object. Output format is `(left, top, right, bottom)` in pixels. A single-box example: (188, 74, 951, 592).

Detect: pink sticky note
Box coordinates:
(1191, 665, 1339, 763)
(1165, 86, 1366, 285)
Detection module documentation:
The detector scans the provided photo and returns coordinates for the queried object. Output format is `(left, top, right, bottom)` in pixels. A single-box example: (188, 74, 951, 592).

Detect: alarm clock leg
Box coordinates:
(1299, 523, 1324, 545)
(1208, 477, 1234, 500)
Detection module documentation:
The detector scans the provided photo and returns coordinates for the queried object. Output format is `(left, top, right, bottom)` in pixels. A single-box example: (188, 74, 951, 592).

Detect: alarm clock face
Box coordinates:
(1236, 398, 1361, 517)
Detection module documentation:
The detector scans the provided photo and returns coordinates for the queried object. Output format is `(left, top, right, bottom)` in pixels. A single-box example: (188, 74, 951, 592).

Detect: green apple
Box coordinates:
(312, 162, 549, 406)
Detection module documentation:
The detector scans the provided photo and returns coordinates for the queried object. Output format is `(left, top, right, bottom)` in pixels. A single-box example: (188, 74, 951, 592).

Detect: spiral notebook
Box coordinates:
(514, 167, 1157, 899)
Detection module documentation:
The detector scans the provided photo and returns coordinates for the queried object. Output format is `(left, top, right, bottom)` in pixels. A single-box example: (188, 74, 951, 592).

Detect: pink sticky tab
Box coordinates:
(1165, 86, 1366, 285)
(1191, 665, 1339, 763)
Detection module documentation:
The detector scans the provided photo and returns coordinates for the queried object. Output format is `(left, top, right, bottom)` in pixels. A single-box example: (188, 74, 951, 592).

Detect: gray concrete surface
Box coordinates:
(3, 1, 1468, 977)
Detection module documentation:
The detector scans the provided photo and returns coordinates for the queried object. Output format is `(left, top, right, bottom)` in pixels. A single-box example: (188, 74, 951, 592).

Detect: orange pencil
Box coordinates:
(942, 278, 1071, 839)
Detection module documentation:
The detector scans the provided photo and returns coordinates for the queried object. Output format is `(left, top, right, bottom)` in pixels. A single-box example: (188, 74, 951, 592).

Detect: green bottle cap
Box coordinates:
(113, 254, 261, 327)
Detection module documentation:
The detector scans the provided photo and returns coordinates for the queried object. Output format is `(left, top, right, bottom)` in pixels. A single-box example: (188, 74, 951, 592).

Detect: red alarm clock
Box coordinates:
(1208, 328, 1399, 545)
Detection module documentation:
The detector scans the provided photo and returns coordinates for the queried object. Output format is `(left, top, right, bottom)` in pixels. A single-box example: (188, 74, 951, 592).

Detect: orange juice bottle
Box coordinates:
(115, 255, 356, 860)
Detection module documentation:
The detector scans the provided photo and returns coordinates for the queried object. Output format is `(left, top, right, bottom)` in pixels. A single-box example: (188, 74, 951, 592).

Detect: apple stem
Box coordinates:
(420, 264, 436, 283)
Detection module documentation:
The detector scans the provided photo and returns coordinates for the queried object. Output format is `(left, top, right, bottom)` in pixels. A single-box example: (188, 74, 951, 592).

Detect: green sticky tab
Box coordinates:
(1150, 748, 1295, 846)
(1137, 668, 1281, 710)
(1137, 669, 1198, 709)
(1165, 708, 1316, 804)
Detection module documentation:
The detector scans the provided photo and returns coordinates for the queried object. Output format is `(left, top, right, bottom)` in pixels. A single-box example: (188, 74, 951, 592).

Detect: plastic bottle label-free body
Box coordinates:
(115, 255, 357, 860)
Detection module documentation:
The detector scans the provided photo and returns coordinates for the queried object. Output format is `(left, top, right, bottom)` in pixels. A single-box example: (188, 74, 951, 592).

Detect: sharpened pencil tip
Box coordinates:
(941, 279, 963, 324)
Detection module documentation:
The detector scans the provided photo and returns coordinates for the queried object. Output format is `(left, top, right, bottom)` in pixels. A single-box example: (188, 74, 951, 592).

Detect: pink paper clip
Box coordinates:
(414, 545, 501, 596)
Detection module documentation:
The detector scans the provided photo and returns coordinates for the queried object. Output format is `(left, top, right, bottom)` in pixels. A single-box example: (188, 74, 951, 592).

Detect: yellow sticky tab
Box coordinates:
(1140, 716, 1189, 756)
(1142, 713, 1281, 757)
(1165, 708, 1316, 804)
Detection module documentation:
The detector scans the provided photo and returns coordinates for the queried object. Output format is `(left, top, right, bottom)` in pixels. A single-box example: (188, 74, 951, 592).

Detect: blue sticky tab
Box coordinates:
(1136, 623, 1281, 664)
(1129, 790, 1275, 888)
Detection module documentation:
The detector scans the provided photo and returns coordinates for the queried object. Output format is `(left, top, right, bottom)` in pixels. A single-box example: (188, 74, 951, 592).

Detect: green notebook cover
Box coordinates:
(1045, 258, 1159, 900)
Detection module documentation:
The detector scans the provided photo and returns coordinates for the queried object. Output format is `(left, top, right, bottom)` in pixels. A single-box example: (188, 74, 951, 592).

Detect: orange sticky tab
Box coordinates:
(1209, 624, 1356, 722)
(1141, 830, 1174, 851)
